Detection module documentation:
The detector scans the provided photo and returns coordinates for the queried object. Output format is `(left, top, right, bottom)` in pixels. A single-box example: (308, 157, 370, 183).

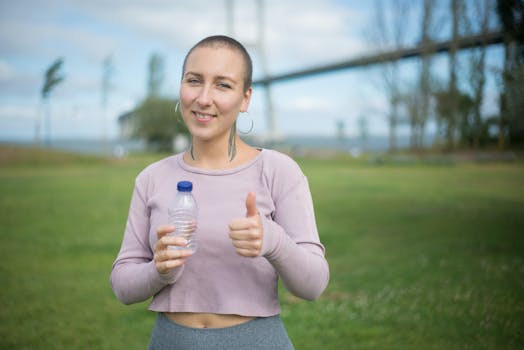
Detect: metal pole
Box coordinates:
(256, 0, 278, 141)
(226, 0, 234, 36)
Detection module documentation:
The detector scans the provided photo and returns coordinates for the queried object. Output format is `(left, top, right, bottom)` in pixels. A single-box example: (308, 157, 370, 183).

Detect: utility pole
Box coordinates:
(226, 0, 277, 143)
(255, 0, 277, 142)
(101, 55, 114, 154)
(226, 0, 234, 37)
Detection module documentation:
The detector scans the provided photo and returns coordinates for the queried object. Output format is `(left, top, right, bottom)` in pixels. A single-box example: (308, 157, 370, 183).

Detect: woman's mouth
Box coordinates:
(193, 111, 215, 123)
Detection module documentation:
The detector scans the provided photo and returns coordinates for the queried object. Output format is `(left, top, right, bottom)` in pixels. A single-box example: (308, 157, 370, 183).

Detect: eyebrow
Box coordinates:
(184, 71, 239, 84)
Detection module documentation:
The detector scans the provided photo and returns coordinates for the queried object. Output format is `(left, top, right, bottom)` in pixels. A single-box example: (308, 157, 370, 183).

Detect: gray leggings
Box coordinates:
(148, 313, 294, 350)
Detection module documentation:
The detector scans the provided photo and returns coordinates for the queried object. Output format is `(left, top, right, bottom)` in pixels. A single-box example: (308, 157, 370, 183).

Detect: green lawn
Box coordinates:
(1, 146, 523, 349)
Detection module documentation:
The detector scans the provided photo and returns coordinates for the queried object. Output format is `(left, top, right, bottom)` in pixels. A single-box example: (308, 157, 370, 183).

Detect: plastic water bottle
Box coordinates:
(168, 181, 198, 252)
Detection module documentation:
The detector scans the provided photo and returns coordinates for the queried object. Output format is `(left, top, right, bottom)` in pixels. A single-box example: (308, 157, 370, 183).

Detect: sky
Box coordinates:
(0, 0, 504, 143)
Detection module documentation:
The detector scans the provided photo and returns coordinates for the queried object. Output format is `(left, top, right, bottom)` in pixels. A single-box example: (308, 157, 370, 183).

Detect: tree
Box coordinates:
(457, 92, 476, 146)
(497, 0, 524, 148)
(370, 0, 413, 152)
(434, 87, 475, 148)
(444, 0, 464, 150)
(148, 53, 165, 97)
(357, 115, 369, 152)
(128, 52, 189, 152)
(465, 0, 494, 148)
(133, 97, 188, 152)
(415, 0, 438, 150)
(40, 57, 65, 146)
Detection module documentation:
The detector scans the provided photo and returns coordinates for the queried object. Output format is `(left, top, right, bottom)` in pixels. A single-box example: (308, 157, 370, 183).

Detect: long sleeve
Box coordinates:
(110, 173, 183, 305)
(110, 151, 328, 315)
(260, 175, 329, 301)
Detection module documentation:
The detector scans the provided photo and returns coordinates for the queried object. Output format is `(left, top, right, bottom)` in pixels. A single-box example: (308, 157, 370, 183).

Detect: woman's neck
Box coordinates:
(185, 134, 255, 170)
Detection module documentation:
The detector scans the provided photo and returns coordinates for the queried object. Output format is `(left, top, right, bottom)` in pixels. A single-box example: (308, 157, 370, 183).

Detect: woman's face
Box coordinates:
(180, 46, 252, 142)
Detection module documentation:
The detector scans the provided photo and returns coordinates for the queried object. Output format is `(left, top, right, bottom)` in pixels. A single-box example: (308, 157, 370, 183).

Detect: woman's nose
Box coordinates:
(196, 86, 212, 106)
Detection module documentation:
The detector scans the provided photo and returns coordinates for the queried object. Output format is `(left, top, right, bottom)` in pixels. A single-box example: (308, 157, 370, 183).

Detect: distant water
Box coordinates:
(1, 134, 430, 156)
(267, 135, 411, 152)
(249, 134, 436, 155)
(1, 139, 146, 157)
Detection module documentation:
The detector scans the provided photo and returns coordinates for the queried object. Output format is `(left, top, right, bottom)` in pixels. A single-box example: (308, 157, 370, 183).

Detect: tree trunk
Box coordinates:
(417, 0, 435, 150)
(472, 0, 490, 148)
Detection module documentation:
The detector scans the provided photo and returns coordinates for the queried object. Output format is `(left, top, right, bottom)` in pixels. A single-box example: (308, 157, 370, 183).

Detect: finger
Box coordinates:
(154, 236, 188, 252)
(235, 248, 260, 258)
(154, 247, 193, 263)
(156, 257, 187, 274)
(230, 215, 260, 230)
(163, 249, 193, 261)
(165, 249, 194, 260)
(157, 225, 175, 239)
(229, 229, 259, 241)
(164, 258, 187, 269)
(245, 192, 258, 217)
(228, 218, 251, 231)
(230, 238, 262, 250)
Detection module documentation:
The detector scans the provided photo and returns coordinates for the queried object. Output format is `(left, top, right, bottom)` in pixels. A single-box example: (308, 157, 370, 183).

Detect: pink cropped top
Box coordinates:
(110, 149, 329, 317)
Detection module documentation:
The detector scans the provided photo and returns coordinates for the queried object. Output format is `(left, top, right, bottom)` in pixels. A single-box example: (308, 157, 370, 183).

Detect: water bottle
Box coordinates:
(168, 181, 198, 252)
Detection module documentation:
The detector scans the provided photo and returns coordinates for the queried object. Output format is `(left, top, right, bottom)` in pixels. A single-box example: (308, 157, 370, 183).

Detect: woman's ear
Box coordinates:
(240, 87, 252, 113)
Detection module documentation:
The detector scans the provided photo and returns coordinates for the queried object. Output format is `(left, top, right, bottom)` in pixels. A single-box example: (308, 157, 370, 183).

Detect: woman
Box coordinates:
(110, 35, 329, 350)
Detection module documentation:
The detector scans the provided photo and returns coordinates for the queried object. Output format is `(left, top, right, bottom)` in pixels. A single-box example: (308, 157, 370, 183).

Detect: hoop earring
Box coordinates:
(175, 101, 185, 125)
(228, 123, 237, 161)
(238, 112, 254, 135)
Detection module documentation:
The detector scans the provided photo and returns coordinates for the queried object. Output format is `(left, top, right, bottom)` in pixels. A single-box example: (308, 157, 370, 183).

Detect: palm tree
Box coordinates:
(40, 57, 65, 146)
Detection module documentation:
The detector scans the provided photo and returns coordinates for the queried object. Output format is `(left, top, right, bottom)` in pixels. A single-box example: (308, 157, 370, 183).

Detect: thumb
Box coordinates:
(245, 192, 258, 217)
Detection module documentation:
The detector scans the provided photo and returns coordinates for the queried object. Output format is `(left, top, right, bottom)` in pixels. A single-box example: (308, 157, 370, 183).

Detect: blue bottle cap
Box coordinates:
(177, 181, 193, 192)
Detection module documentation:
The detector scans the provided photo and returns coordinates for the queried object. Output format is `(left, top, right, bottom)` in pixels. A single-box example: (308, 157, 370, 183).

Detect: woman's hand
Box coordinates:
(228, 192, 263, 257)
(154, 225, 193, 274)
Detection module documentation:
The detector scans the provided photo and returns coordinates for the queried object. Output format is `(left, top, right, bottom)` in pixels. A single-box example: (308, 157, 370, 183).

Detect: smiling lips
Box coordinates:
(193, 111, 215, 123)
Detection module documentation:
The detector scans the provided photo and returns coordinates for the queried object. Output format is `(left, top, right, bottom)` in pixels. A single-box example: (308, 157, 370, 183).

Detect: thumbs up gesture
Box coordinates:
(228, 192, 263, 257)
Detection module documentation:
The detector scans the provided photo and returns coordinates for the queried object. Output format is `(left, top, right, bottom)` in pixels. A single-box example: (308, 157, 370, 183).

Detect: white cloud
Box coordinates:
(0, 60, 15, 80)
(49, 0, 369, 72)
(286, 95, 335, 112)
(0, 105, 36, 120)
(1, 0, 369, 65)
(0, 0, 440, 141)
(0, 19, 116, 62)
(262, 0, 368, 71)
(70, 0, 227, 50)
(0, 61, 40, 97)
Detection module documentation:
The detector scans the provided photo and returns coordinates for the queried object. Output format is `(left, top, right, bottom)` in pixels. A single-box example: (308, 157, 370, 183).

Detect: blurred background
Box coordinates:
(1, 0, 522, 156)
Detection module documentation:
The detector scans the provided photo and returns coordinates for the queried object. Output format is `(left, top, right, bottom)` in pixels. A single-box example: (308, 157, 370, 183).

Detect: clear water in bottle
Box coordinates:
(168, 181, 198, 252)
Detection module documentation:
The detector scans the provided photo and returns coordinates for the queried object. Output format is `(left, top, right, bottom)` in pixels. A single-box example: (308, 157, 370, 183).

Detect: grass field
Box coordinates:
(1, 146, 523, 349)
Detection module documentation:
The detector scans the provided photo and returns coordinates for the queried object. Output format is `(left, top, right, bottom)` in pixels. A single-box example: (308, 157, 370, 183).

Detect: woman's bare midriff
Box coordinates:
(164, 312, 255, 329)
